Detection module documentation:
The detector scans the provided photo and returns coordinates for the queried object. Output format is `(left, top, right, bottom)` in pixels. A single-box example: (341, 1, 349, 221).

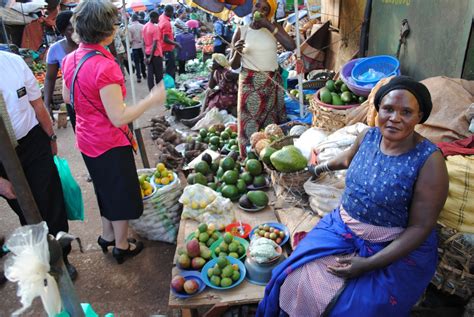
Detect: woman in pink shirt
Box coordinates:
(62, 0, 166, 264)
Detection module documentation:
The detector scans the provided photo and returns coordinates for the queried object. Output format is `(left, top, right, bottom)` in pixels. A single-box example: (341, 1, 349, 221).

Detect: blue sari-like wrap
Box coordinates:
(256, 208, 437, 317)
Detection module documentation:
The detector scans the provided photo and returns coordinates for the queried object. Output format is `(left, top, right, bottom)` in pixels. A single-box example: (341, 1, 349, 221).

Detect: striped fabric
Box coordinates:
(0, 93, 18, 147)
(279, 208, 404, 316)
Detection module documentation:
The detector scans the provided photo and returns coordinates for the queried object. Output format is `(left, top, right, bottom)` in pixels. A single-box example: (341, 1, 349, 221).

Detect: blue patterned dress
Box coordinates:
(257, 127, 440, 317)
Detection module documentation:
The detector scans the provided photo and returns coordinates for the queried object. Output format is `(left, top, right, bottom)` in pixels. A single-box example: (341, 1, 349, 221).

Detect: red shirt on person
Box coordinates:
(158, 14, 174, 52)
(142, 21, 163, 57)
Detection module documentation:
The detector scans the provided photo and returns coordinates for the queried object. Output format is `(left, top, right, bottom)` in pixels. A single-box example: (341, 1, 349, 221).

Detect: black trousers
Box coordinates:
(178, 60, 186, 74)
(66, 103, 75, 132)
(0, 125, 68, 236)
(146, 55, 164, 91)
(132, 48, 147, 80)
(164, 50, 176, 80)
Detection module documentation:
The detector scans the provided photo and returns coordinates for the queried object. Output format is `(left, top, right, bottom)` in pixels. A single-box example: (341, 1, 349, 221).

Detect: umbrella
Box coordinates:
(185, 0, 253, 20)
(126, 0, 152, 12)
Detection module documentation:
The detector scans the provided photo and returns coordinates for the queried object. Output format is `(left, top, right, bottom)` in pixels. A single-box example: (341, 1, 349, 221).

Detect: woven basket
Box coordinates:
(431, 225, 474, 299)
(309, 91, 359, 132)
(269, 136, 295, 150)
(265, 164, 311, 197)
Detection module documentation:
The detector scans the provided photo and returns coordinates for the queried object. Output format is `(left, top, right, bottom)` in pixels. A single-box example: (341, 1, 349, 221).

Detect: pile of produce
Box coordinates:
(206, 256, 241, 288)
(253, 224, 286, 245)
(177, 238, 212, 271)
(166, 89, 200, 109)
(149, 116, 185, 170)
(154, 162, 175, 186)
(171, 275, 200, 295)
(31, 61, 46, 85)
(248, 238, 280, 263)
(250, 125, 308, 173)
(318, 79, 367, 106)
(185, 58, 213, 73)
(190, 223, 221, 248)
(213, 232, 246, 259)
(196, 34, 214, 54)
(183, 137, 208, 164)
(288, 89, 313, 105)
(195, 125, 239, 153)
(187, 151, 268, 202)
(138, 173, 154, 198)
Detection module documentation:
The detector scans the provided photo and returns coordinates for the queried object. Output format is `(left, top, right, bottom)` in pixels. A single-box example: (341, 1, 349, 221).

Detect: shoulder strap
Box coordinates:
(70, 50, 104, 109)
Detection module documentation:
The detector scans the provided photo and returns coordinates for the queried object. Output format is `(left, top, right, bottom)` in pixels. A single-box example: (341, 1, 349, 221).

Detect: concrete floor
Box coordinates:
(0, 73, 179, 316)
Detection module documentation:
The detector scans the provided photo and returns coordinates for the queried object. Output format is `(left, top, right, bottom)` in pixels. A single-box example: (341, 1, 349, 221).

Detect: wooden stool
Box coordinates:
(57, 111, 68, 129)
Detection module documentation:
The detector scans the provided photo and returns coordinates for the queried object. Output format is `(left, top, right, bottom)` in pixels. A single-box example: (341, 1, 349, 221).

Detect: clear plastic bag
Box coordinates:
(4, 222, 61, 316)
(304, 173, 345, 217)
(179, 184, 235, 226)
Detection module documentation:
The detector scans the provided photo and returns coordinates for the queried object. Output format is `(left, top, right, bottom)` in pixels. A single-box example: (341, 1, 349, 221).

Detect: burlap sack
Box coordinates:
(438, 155, 474, 234)
(415, 77, 474, 143)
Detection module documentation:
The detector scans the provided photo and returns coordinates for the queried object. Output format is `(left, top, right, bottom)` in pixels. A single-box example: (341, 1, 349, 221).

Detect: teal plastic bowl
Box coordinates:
(200, 256, 247, 290)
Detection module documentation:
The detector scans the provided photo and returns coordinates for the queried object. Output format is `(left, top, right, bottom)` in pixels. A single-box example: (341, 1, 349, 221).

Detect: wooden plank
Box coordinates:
(275, 208, 321, 249)
(321, 0, 341, 29)
(169, 204, 279, 309)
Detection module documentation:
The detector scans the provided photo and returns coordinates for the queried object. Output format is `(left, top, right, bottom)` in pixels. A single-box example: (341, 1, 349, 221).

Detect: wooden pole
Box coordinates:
(121, 3, 151, 168)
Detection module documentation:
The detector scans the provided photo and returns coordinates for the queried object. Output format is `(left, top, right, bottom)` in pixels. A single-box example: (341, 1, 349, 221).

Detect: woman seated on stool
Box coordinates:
(257, 76, 449, 317)
(182, 53, 238, 127)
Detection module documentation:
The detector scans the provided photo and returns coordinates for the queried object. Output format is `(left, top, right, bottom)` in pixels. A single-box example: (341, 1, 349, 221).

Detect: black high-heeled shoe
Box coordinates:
(97, 236, 137, 253)
(112, 240, 144, 264)
(97, 236, 115, 253)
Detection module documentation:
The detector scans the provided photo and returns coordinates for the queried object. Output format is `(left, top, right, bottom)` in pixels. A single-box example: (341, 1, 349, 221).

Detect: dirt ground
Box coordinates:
(0, 73, 179, 316)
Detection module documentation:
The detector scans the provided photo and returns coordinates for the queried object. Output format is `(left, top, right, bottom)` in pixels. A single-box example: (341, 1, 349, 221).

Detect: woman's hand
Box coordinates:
(148, 81, 166, 106)
(234, 39, 245, 54)
(252, 16, 273, 30)
(327, 256, 372, 279)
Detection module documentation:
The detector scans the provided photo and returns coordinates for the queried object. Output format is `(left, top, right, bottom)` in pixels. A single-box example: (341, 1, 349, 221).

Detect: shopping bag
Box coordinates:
(53, 156, 84, 221)
(163, 74, 175, 89)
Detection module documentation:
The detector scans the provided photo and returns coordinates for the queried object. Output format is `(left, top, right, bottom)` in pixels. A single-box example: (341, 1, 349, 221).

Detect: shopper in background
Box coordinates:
(173, 8, 188, 37)
(159, 5, 181, 80)
(0, 50, 77, 279)
(128, 13, 147, 83)
(62, 0, 166, 264)
(213, 17, 226, 54)
(142, 10, 163, 91)
(43, 10, 78, 127)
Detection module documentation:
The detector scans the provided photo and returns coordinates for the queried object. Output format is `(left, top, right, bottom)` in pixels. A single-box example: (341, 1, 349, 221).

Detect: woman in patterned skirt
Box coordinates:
(257, 76, 449, 316)
(230, 0, 295, 156)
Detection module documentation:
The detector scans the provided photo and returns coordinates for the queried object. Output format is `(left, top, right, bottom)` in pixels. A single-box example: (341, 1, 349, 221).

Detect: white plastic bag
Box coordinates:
(4, 222, 62, 316)
(191, 108, 236, 131)
(293, 127, 329, 160)
(304, 173, 345, 217)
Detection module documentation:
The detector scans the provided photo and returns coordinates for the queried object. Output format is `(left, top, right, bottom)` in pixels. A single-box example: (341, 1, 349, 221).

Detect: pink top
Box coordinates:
(158, 14, 174, 52)
(62, 43, 130, 158)
(186, 19, 199, 29)
(142, 21, 163, 57)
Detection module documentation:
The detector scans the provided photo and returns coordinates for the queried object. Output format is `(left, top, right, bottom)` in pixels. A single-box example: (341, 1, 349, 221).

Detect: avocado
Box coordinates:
(202, 153, 213, 166)
(325, 80, 336, 92)
(319, 88, 332, 104)
(270, 145, 308, 173)
(247, 191, 269, 207)
(331, 93, 344, 106)
(253, 175, 266, 188)
(239, 194, 254, 209)
(260, 146, 277, 165)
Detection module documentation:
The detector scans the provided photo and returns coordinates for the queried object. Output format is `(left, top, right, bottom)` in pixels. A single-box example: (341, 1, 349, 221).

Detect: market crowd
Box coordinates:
(0, 0, 455, 316)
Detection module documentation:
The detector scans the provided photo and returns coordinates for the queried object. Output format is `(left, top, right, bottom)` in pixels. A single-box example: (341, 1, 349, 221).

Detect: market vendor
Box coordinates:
(182, 53, 238, 127)
(230, 0, 295, 156)
(257, 76, 449, 317)
(62, 0, 166, 265)
(43, 10, 78, 128)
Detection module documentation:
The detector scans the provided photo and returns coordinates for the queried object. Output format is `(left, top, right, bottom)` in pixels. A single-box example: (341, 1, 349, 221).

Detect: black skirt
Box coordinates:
(82, 146, 143, 221)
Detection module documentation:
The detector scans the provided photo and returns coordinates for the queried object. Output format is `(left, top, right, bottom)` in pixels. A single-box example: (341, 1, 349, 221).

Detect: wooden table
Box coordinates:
(168, 204, 280, 317)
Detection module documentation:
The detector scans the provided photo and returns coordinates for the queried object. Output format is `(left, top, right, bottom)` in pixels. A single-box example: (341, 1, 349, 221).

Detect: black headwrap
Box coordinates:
(374, 75, 432, 123)
(56, 10, 73, 34)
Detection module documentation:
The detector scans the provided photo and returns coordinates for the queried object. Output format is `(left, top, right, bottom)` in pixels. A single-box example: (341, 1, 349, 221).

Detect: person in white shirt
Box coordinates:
(0, 50, 77, 280)
(128, 13, 147, 83)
